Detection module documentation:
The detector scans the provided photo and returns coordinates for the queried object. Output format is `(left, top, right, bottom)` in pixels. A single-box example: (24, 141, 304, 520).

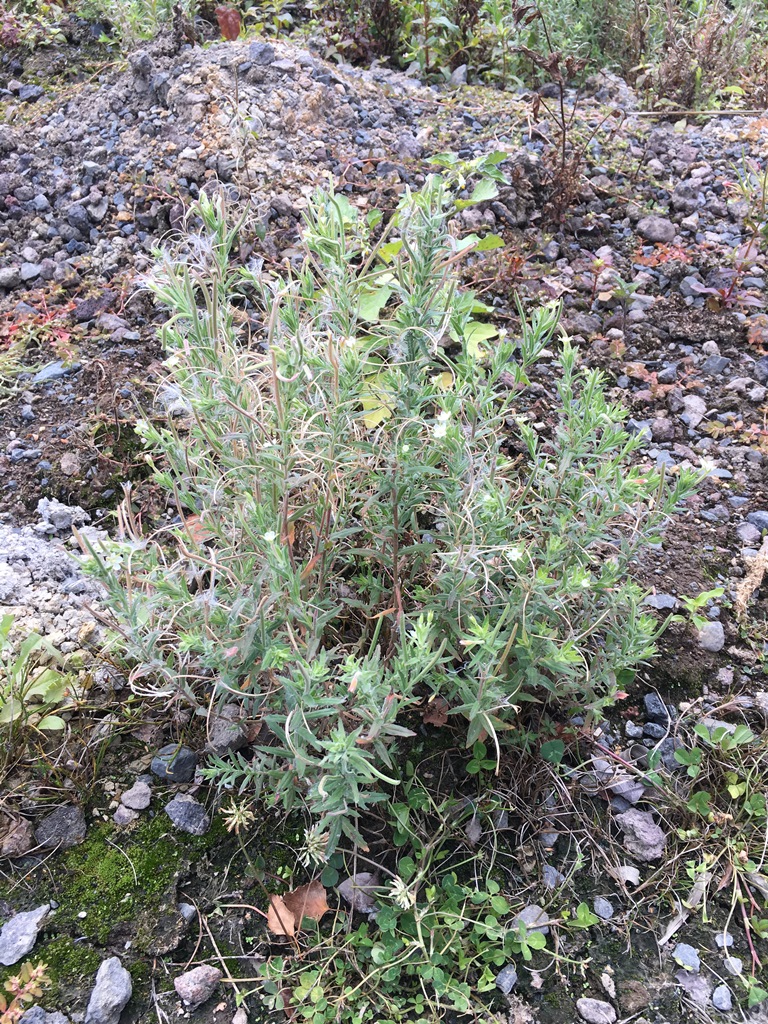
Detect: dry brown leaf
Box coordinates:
(422, 697, 450, 727)
(283, 880, 330, 926)
(182, 514, 216, 545)
(266, 894, 296, 937)
(734, 536, 768, 620)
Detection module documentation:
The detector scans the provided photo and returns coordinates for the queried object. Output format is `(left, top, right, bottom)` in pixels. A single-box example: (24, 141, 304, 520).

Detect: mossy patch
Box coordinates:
(46, 812, 227, 943)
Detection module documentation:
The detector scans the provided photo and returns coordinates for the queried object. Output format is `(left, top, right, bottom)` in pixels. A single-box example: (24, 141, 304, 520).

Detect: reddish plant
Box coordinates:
(215, 5, 241, 40)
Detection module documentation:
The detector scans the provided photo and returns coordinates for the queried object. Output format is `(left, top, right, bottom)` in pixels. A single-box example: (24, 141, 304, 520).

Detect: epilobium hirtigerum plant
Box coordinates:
(80, 179, 698, 852)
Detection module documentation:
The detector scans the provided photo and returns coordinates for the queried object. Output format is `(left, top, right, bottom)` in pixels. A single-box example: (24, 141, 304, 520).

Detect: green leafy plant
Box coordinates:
(81, 179, 697, 853)
(508, 919, 547, 960)
(675, 587, 724, 631)
(254, 774, 555, 1022)
(0, 614, 75, 734)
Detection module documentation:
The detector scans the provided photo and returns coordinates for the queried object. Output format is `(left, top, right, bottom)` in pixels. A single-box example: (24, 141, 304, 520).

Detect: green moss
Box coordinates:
(48, 812, 227, 943)
(37, 936, 102, 987)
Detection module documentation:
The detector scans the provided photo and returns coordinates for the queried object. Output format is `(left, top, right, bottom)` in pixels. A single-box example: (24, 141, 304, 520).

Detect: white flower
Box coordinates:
(433, 422, 448, 439)
(401, 444, 411, 453)
(580, 575, 592, 589)
(506, 545, 524, 562)
(263, 530, 277, 543)
(437, 409, 451, 422)
(388, 876, 416, 910)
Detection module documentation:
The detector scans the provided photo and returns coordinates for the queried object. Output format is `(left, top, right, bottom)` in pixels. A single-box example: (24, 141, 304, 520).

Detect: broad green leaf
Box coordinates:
(362, 376, 393, 428)
(37, 714, 67, 731)
(475, 233, 505, 251)
(463, 321, 499, 358)
(379, 240, 404, 263)
(358, 287, 392, 322)
(430, 370, 454, 390)
(455, 179, 499, 210)
(540, 739, 564, 765)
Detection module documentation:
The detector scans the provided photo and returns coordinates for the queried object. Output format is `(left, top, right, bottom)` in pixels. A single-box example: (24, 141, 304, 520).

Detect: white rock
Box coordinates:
(84, 957, 132, 1024)
(576, 996, 617, 1024)
(0, 905, 49, 966)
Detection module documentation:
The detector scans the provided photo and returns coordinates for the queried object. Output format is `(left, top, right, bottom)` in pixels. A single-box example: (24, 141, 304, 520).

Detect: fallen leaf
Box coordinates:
(465, 814, 482, 846)
(267, 894, 296, 937)
(283, 880, 329, 927)
(182, 514, 216, 545)
(215, 5, 241, 39)
(423, 697, 449, 727)
(612, 864, 640, 886)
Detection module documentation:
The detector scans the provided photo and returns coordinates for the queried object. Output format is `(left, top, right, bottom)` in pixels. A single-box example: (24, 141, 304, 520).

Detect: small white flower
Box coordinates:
(699, 458, 716, 476)
(506, 545, 524, 561)
(433, 422, 448, 439)
(437, 409, 451, 423)
(402, 444, 411, 453)
(580, 575, 592, 589)
(388, 876, 416, 910)
(263, 530, 277, 543)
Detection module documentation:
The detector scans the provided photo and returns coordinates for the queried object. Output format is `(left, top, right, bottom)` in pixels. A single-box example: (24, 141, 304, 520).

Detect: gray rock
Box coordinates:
(0, 266, 21, 288)
(36, 498, 90, 532)
(702, 356, 730, 375)
(32, 361, 72, 384)
(712, 984, 732, 1011)
(737, 522, 762, 546)
(541, 864, 566, 888)
(576, 997, 617, 1024)
(673, 942, 700, 972)
(715, 931, 733, 948)
(151, 743, 196, 782)
(650, 417, 675, 441)
(337, 872, 379, 914)
(19, 84, 44, 102)
(746, 510, 768, 533)
(495, 963, 518, 994)
(174, 965, 222, 1009)
(0, 905, 49, 966)
(165, 795, 210, 836)
(85, 958, 132, 1024)
(675, 970, 711, 1008)
(20, 263, 42, 282)
(643, 593, 677, 611)
(679, 274, 703, 297)
(723, 956, 742, 975)
(67, 204, 91, 234)
(615, 809, 666, 861)
(637, 215, 676, 243)
(512, 903, 549, 935)
(120, 781, 151, 810)
(35, 805, 86, 851)
(681, 394, 707, 428)
(450, 64, 467, 85)
(20, 1009, 71, 1024)
(178, 902, 196, 922)
(248, 41, 275, 65)
(644, 692, 670, 722)
(206, 708, 248, 756)
(625, 721, 644, 739)
(607, 777, 645, 804)
(643, 722, 666, 739)
(698, 621, 725, 653)
(593, 897, 614, 920)
(113, 806, 138, 826)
